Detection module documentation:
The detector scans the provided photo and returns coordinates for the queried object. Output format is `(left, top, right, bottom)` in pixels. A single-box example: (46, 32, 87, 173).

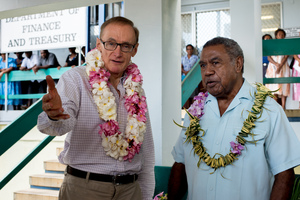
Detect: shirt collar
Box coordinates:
(205, 79, 254, 116)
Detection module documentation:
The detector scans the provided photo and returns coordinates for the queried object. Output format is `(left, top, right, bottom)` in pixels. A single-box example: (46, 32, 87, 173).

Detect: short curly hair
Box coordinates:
(203, 37, 244, 73)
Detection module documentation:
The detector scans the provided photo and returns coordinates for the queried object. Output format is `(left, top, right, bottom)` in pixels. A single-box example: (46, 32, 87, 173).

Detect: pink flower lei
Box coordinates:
(85, 49, 147, 162)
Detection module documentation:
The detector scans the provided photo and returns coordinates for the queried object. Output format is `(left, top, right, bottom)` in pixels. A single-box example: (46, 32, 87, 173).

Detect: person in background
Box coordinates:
(168, 37, 300, 200)
(60, 47, 85, 69)
(34, 50, 61, 72)
(181, 44, 199, 109)
(292, 54, 300, 109)
(19, 51, 39, 108)
(14, 52, 26, 109)
(262, 34, 272, 79)
(0, 53, 21, 110)
(81, 46, 86, 57)
(34, 50, 61, 88)
(181, 44, 199, 81)
(265, 28, 290, 109)
(37, 16, 155, 200)
(14, 52, 24, 69)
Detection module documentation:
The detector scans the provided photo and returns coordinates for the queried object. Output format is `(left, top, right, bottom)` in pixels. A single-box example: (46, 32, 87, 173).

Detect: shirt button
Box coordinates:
(209, 187, 213, 191)
(216, 141, 219, 145)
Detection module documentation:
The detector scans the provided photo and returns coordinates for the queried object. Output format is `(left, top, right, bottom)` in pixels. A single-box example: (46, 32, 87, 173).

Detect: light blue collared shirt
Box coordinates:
(172, 80, 300, 200)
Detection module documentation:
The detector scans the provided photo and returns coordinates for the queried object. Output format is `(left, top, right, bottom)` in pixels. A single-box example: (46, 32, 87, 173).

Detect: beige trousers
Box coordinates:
(59, 171, 142, 200)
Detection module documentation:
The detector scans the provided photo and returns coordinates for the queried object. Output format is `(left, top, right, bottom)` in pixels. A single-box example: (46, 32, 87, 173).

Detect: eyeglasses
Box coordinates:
(100, 39, 136, 53)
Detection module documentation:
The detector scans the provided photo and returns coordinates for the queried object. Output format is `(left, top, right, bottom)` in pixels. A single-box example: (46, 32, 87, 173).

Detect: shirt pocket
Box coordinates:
(244, 129, 267, 151)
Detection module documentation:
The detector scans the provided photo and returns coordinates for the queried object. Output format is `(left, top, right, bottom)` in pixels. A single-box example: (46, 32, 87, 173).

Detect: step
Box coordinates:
(44, 160, 66, 172)
(30, 173, 64, 188)
(14, 188, 59, 200)
(56, 147, 64, 156)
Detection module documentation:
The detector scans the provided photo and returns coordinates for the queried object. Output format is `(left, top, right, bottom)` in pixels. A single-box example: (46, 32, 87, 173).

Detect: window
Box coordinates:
(181, 3, 281, 55)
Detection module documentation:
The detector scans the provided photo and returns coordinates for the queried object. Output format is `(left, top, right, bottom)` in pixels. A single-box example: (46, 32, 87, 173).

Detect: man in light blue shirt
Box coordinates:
(169, 37, 300, 200)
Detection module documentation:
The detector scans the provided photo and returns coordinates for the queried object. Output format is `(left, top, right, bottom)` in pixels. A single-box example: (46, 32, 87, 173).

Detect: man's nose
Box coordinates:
(113, 44, 122, 56)
(203, 64, 215, 76)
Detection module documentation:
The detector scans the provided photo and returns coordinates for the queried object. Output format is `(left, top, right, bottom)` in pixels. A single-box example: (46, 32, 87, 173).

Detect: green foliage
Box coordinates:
(291, 176, 300, 200)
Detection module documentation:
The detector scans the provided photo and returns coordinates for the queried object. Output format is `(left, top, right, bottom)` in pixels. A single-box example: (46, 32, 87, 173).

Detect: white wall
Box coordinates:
(231, 0, 261, 84)
(161, 0, 181, 166)
(124, 0, 181, 166)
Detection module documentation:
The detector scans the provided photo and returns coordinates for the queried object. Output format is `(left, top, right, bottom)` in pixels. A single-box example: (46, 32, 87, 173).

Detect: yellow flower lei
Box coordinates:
(175, 83, 276, 173)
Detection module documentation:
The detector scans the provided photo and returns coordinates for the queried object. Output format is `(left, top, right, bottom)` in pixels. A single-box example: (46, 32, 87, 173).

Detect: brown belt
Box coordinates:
(66, 166, 138, 185)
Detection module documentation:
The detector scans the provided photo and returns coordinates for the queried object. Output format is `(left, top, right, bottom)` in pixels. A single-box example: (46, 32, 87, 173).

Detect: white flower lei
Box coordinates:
(85, 49, 147, 161)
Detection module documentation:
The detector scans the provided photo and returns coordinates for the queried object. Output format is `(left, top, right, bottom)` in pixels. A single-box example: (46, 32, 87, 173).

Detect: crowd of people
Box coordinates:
(264, 28, 300, 109)
(0, 48, 85, 110)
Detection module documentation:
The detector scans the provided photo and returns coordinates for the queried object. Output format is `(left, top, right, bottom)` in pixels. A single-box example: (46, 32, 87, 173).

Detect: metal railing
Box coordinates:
(0, 67, 70, 189)
(181, 59, 201, 107)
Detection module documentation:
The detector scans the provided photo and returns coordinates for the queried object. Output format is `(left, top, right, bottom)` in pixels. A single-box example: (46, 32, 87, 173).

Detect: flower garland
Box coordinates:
(85, 49, 147, 162)
(153, 192, 168, 200)
(174, 83, 275, 172)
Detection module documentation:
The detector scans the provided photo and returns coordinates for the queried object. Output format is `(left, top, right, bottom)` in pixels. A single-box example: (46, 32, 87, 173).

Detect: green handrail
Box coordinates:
(0, 99, 43, 156)
(0, 67, 71, 101)
(181, 59, 201, 107)
(263, 77, 300, 84)
(0, 67, 72, 190)
(262, 38, 300, 85)
(263, 38, 300, 56)
(0, 98, 56, 189)
(0, 134, 55, 190)
(0, 67, 71, 82)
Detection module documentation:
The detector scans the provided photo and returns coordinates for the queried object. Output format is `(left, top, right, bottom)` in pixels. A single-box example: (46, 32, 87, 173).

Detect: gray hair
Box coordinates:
(203, 37, 244, 73)
(100, 16, 139, 44)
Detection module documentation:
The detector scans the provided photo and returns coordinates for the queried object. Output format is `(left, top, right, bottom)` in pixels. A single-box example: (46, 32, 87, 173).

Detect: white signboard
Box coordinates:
(284, 27, 300, 38)
(0, 7, 87, 52)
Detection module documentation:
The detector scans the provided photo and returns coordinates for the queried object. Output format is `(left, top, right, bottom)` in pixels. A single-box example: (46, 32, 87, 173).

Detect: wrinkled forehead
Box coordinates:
(200, 45, 226, 59)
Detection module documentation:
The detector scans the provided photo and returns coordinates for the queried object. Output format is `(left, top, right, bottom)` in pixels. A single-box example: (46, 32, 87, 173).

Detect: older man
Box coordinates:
(169, 37, 300, 200)
(37, 17, 155, 200)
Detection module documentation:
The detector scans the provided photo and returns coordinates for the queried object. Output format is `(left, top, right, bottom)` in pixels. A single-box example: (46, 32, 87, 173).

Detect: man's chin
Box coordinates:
(206, 88, 223, 98)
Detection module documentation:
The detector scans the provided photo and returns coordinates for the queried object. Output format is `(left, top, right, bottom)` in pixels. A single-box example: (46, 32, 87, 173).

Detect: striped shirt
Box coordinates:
(37, 66, 155, 199)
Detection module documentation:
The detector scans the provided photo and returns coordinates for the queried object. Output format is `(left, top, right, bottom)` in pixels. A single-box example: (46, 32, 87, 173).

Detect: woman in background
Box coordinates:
(61, 47, 85, 68)
(181, 44, 199, 108)
(262, 34, 272, 78)
(0, 53, 21, 110)
(292, 54, 300, 109)
(181, 44, 198, 81)
(265, 29, 290, 109)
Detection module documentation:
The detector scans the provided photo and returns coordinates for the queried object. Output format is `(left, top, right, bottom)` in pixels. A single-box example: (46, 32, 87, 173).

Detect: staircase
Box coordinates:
(14, 147, 65, 200)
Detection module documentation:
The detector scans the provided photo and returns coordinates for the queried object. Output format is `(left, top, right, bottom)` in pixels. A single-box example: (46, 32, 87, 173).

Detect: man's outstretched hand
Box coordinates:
(42, 75, 70, 120)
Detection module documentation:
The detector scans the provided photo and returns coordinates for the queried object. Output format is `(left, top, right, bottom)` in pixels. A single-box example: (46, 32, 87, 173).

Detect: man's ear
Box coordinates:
(96, 38, 102, 52)
(131, 43, 139, 57)
(235, 56, 243, 73)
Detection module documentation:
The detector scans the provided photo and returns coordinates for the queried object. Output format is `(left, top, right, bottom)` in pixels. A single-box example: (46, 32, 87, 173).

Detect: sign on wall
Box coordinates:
(284, 27, 300, 38)
(0, 7, 87, 53)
